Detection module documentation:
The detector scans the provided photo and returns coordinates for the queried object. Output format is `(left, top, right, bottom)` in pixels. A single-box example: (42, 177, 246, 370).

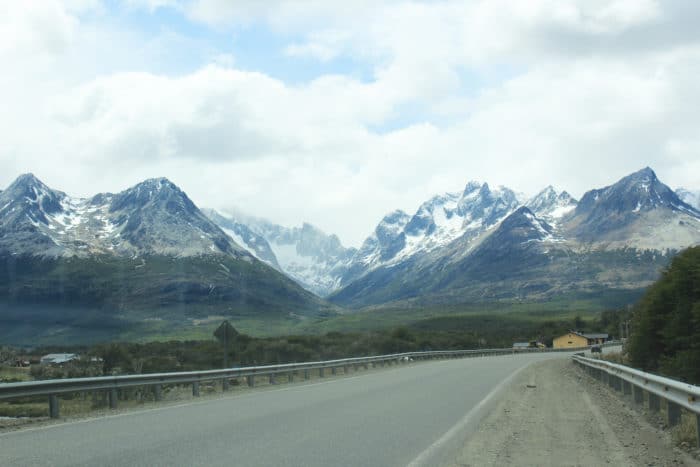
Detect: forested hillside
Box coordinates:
(628, 246, 700, 384)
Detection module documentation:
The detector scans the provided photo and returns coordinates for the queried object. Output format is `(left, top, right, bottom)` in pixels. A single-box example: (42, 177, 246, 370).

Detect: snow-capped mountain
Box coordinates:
(676, 188, 700, 210)
(206, 210, 356, 297)
(0, 174, 249, 259)
(203, 209, 279, 268)
(0, 174, 331, 331)
(342, 181, 522, 286)
(526, 186, 577, 223)
(566, 167, 700, 249)
(330, 167, 700, 308)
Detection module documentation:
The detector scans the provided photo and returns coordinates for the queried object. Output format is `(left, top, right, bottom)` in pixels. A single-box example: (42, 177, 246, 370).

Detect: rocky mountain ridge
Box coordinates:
(0, 174, 247, 259)
(328, 167, 700, 307)
(205, 210, 356, 297)
(0, 174, 333, 343)
(676, 188, 700, 210)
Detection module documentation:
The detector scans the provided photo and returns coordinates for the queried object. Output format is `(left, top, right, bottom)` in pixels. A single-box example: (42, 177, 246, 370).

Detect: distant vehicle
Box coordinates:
(591, 345, 602, 354)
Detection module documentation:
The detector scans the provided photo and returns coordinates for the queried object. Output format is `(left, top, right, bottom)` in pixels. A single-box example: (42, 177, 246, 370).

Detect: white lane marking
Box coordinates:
(406, 362, 533, 467)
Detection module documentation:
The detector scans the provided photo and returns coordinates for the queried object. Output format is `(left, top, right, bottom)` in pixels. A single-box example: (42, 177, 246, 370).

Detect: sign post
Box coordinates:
(214, 320, 238, 368)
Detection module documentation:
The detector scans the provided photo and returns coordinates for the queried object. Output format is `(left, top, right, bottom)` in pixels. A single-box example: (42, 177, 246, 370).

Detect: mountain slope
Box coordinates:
(207, 210, 356, 297)
(203, 209, 279, 268)
(331, 168, 700, 308)
(0, 175, 335, 344)
(0, 174, 248, 258)
(526, 186, 577, 222)
(564, 167, 700, 249)
(341, 182, 522, 287)
(676, 188, 700, 210)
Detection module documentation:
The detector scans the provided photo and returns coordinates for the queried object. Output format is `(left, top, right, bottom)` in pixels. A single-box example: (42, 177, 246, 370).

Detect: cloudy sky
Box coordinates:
(2, 0, 699, 246)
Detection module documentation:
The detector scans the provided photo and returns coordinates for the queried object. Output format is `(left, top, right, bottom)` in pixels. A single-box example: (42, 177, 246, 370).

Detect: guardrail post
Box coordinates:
(222, 378, 230, 391)
(623, 381, 632, 396)
(247, 376, 254, 387)
(49, 394, 59, 418)
(344, 365, 349, 373)
(154, 384, 162, 401)
(666, 401, 681, 427)
(288, 371, 294, 382)
(269, 373, 276, 385)
(633, 385, 643, 405)
(695, 414, 700, 448)
(331, 367, 337, 375)
(648, 392, 660, 412)
(319, 368, 325, 378)
(304, 369, 310, 380)
(109, 389, 118, 409)
(192, 381, 200, 397)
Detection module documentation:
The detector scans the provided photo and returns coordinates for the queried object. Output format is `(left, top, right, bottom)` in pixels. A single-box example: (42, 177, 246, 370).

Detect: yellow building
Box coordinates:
(553, 331, 590, 349)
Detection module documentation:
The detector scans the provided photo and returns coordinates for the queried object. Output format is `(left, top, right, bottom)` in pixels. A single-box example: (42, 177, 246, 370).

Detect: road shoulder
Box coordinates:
(452, 358, 698, 466)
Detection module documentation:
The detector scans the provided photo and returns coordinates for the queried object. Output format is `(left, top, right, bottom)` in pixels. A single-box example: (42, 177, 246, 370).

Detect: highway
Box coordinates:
(0, 352, 573, 467)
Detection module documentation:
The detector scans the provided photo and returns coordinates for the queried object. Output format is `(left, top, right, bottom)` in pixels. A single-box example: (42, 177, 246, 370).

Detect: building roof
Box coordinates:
(556, 331, 609, 339)
(581, 333, 609, 339)
(512, 342, 530, 348)
(41, 353, 78, 364)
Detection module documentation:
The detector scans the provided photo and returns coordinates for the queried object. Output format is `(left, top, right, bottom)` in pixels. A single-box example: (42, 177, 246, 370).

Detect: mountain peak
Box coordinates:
(132, 177, 181, 194)
(7, 173, 52, 194)
(558, 191, 575, 202)
(12, 172, 42, 185)
(632, 166, 656, 179)
(1, 173, 65, 219)
(462, 180, 482, 195)
(571, 167, 699, 240)
(110, 177, 191, 213)
(526, 185, 577, 220)
(479, 182, 491, 196)
(577, 167, 677, 215)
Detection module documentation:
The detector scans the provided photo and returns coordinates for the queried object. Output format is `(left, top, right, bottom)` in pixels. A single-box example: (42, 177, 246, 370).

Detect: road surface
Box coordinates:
(0, 352, 573, 467)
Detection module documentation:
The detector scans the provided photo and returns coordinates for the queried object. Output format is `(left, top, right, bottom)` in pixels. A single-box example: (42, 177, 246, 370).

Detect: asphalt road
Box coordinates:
(0, 352, 577, 467)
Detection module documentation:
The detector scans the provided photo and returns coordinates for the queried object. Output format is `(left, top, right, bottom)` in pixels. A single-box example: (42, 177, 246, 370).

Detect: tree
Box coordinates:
(627, 246, 700, 383)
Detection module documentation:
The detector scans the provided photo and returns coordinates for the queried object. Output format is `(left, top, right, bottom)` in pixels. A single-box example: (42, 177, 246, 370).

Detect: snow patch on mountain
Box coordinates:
(207, 210, 355, 297)
(340, 181, 523, 286)
(676, 188, 700, 210)
(0, 174, 247, 259)
(526, 186, 577, 223)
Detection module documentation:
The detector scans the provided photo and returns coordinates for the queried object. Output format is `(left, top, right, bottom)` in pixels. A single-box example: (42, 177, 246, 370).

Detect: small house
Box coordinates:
(553, 331, 609, 349)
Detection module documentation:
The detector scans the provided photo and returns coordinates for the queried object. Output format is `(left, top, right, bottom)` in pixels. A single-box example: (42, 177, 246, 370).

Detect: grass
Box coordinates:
(292, 301, 606, 336)
(671, 411, 700, 448)
(0, 366, 32, 383)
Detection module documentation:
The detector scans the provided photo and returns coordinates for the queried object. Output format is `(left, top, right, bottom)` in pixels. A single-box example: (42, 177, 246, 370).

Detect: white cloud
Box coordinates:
(1, 0, 700, 247)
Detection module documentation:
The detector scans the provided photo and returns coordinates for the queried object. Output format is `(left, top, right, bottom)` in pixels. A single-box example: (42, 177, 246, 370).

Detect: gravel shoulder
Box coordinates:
(452, 358, 699, 467)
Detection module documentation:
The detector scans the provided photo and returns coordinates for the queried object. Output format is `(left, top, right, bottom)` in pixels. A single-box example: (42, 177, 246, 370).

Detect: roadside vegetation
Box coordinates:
(627, 246, 700, 384)
(1, 307, 626, 380)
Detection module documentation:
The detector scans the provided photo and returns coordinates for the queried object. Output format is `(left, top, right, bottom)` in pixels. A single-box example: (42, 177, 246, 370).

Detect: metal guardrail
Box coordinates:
(0, 343, 617, 419)
(0, 349, 517, 418)
(573, 354, 700, 446)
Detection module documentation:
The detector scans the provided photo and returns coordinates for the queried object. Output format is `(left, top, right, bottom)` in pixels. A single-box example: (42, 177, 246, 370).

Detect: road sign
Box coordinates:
(214, 320, 238, 344)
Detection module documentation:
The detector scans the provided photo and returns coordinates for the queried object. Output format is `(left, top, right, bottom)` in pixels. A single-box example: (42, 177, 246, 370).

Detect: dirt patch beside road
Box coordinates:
(453, 358, 699, 466)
